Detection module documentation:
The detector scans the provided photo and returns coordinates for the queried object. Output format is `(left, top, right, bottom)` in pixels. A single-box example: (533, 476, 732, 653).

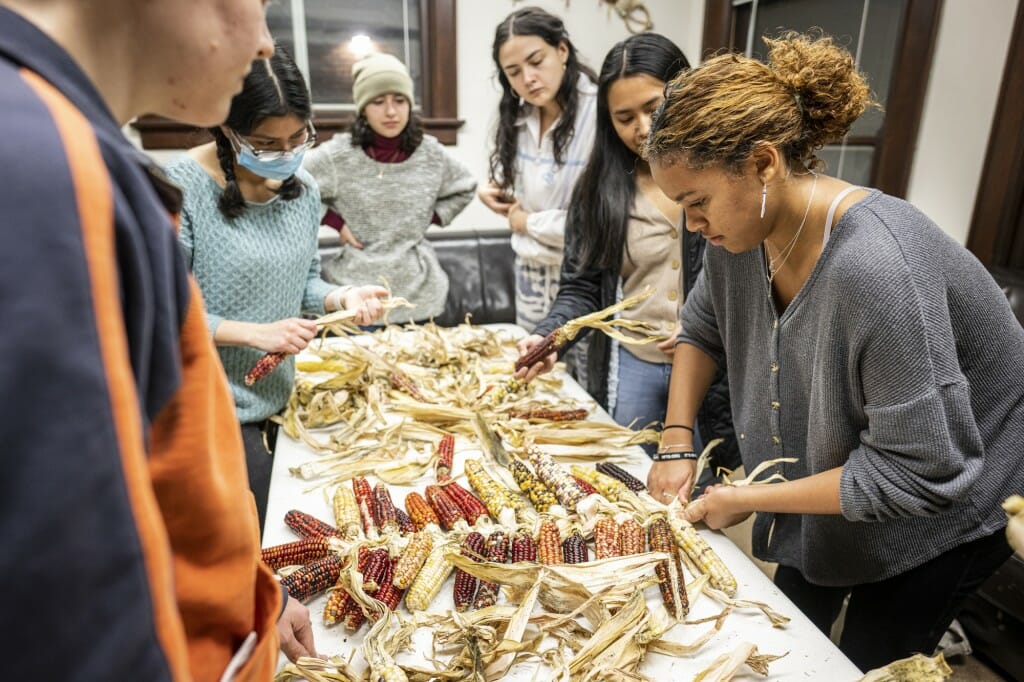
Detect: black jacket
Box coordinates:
(533, 213, 740, 469)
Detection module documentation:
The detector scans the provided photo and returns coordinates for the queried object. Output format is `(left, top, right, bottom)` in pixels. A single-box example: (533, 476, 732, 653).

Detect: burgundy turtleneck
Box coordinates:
(321, 132, 439, 232)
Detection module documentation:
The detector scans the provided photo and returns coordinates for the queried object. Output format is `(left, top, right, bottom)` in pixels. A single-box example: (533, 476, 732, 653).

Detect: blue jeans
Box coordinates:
(611, 346, 702, 456)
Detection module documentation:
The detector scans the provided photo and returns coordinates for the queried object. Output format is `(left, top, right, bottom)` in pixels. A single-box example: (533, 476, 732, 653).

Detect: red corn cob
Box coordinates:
(372, 483, 399, 533)
(507, 407, 589, 422)
(352, 477, 377, 535)
(648, 517, 688, 618)
(573, 476, 599, 497)
(593, 516, 621, 560)
(595, 462, 647, 492)
(514, 329, 565, 372)
(472, 530, 509, 609)
(511, 530, 537, 563)
(441, 480, 490, 525)
(369, 557, 404, 621)
(453, 531, 487, 612)
(394, 507, 417, 535)
(284, 509, 343, 539)
(435, 433, 455, 481)
(425, 484, 467, 531)
(261, 537, 331, 570)
(281, 554, 343, 602)
(344, 548, 390, 632)
(405, 492, 440, 530)
(244, 351, 286, 386)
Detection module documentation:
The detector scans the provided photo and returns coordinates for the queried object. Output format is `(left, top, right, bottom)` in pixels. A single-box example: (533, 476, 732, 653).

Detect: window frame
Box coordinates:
(700, 0, 943, 198)
(131, 0, 461, 148)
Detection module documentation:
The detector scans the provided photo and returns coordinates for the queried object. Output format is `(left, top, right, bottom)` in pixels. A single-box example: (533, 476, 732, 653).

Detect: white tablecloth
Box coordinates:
(264, 329, 862, 680)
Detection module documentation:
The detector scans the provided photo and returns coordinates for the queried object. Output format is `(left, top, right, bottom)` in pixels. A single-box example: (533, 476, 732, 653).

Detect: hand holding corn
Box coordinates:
(682, 484, 752, 530)
(514, 333, 558, 382)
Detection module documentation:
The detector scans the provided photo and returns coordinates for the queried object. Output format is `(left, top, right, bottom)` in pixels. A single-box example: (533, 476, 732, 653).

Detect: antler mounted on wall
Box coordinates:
(513, 1, 654, 35)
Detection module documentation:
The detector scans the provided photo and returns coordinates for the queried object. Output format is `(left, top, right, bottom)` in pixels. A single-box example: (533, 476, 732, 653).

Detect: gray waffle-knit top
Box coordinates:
(303, 133, 476, 323)
(167, 158, 334, 422)
(681, 189, 1024, 586)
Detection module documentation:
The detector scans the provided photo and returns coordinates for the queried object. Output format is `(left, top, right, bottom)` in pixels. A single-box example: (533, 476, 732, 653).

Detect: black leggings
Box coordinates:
(773, 530, 1012, 672)
(240, 419, 279, 536)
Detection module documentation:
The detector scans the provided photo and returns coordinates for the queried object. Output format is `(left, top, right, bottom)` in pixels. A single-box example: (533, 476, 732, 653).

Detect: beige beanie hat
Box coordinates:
(352, 53, 414, 112)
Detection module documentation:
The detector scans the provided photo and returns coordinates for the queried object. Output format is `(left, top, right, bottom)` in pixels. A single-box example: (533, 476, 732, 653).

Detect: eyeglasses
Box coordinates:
(227, 122, 317, 161)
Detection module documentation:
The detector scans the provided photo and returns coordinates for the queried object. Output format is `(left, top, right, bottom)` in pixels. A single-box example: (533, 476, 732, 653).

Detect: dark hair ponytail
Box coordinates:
(488, 6, 596, 192)
(210, 44, 311, 219)
(572, 33, 689, 271)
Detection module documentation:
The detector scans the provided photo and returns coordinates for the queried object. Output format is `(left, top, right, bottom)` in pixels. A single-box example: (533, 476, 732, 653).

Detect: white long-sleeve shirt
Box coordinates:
(510, 74, 597, 265)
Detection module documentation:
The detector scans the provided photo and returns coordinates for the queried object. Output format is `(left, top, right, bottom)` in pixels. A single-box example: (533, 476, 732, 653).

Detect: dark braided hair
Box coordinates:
(210, 44, 310, 219)
(350, 109, 424, 154)
(489, 6, 596, 192)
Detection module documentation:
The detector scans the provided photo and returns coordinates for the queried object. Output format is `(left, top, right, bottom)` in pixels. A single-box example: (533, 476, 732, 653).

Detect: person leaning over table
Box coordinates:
(167, 46, 387, 533)
(303, 52, 476, 324)
(479, 6, 597, 389)
(0, 0, 325, 676)
(644, 31, 1024, 672)
(515, 32, 738, 471)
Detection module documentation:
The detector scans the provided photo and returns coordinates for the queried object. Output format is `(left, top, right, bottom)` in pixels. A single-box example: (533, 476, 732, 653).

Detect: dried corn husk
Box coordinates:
(857, 653, 952, 682)
(693, 641, 787, 682)
(1004, 495, 1024, 555)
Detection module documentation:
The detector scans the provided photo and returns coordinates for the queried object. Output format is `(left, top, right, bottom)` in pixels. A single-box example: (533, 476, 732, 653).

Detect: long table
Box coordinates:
(264, 330, 863, 680)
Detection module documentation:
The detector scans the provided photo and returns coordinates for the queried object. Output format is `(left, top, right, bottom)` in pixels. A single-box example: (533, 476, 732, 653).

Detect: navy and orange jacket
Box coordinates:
(0, 8, 280, 680)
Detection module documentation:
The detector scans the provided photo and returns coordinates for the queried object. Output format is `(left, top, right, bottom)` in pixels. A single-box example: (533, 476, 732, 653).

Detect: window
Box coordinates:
(701, 0, 942, 197)
(131, 0, 460, 149)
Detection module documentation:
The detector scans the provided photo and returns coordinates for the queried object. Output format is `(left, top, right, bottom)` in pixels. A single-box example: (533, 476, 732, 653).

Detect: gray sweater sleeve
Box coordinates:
(302, 138, 342, 206)
(837, 256, 984, 522)
(432, 143, 476, 226)
(678, 263, 726, 366)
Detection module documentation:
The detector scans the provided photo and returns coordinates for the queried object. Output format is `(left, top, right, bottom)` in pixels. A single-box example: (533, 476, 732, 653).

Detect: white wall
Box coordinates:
(448, 0, 703, 230)
(906, 0, 1019, 243)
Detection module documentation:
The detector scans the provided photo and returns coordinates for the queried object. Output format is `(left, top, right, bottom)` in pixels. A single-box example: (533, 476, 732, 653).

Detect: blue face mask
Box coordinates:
(235, 147, 305, 181)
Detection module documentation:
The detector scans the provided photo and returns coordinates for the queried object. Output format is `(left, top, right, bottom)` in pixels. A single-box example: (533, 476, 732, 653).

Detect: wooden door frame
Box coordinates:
(700, 0, 943, 198)
(967, 0, 1024, 267)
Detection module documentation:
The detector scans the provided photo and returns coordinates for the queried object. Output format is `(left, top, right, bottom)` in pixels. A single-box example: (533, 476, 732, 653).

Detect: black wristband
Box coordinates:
(662, 424, 695, 433)
(652, 450, 697, 462)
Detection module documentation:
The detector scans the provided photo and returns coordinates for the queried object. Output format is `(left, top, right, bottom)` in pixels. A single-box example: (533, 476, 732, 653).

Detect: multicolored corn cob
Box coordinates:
(648, 517, 688, 618)
(284, 509, 343, 539)
(453, 531, 487, 612)
(281, 554, 343, 602)
(511, 530, 538, 563)
(669, 516, 737, 597)
(441, 480, 490, 525)
(244, 351, 286, 386)
(404, 491, 441, 531)
(323, 546, 370, 626)
(595, 462, 647, 493)
(507, 407, 588, 422)
(571, 465, 629, 501)
(537, 520, 562, 566)
(332, 486, 362, 538)
(526, 448, 588, 511)
(261, 537, 331, 570)
(372, 483, 399, 533)
(345, 548, 391, 632)
(352, 477, 378, 537)
(573, 476, 599, 497)
(514, 329, 568, 372)
(434, 433, 455, 481)
(389, 371, 426, 401)
(464, 459, 523, 517)
(561, 526, 589, 564)
(404, 541, 455, 612)
(472, 530, 510, 609)
(369, 557, 405, 622)
(617, 517, 646, 556)
(510, 459, 559, 512)
(593, 517, 621, 560)
(424, 484, 467, 531)
(392, 530, 435, 589)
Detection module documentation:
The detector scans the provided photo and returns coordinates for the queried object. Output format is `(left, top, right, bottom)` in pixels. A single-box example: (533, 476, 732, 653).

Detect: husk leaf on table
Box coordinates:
(692, 641, 787, 682)
(857, 653, 953, 682)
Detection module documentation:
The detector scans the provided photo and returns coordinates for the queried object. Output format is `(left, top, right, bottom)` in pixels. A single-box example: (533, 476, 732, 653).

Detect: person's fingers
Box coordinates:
(293, 618, 317, 659)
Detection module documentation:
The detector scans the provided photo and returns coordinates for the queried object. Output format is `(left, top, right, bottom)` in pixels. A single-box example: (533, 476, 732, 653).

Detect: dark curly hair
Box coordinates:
(210, 44, 310, 219)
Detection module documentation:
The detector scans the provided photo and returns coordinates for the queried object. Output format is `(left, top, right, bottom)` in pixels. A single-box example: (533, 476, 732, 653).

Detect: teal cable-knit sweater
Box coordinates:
(167, 157, 335, 422)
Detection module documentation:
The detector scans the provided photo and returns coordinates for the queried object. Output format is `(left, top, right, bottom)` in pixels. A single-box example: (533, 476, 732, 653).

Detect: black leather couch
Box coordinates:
(318, 228, 516, 327)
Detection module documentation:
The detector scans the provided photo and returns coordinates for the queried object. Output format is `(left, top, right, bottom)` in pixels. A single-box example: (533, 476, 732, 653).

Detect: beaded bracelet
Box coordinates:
(652, 449, 697, 462)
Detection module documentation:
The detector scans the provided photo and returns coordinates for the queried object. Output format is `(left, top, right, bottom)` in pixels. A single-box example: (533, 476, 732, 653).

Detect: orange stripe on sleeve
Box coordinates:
(20, 70, 191, 681)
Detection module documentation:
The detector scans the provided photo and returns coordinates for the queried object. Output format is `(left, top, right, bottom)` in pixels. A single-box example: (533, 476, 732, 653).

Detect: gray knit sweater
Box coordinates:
(168, 158, 334, 422)
(681, 190, 1024, 586)
(303, 133, 476, 323)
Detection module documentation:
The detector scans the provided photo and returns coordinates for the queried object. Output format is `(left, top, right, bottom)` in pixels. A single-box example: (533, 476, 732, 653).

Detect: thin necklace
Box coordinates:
(765, 173, 818, 285)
